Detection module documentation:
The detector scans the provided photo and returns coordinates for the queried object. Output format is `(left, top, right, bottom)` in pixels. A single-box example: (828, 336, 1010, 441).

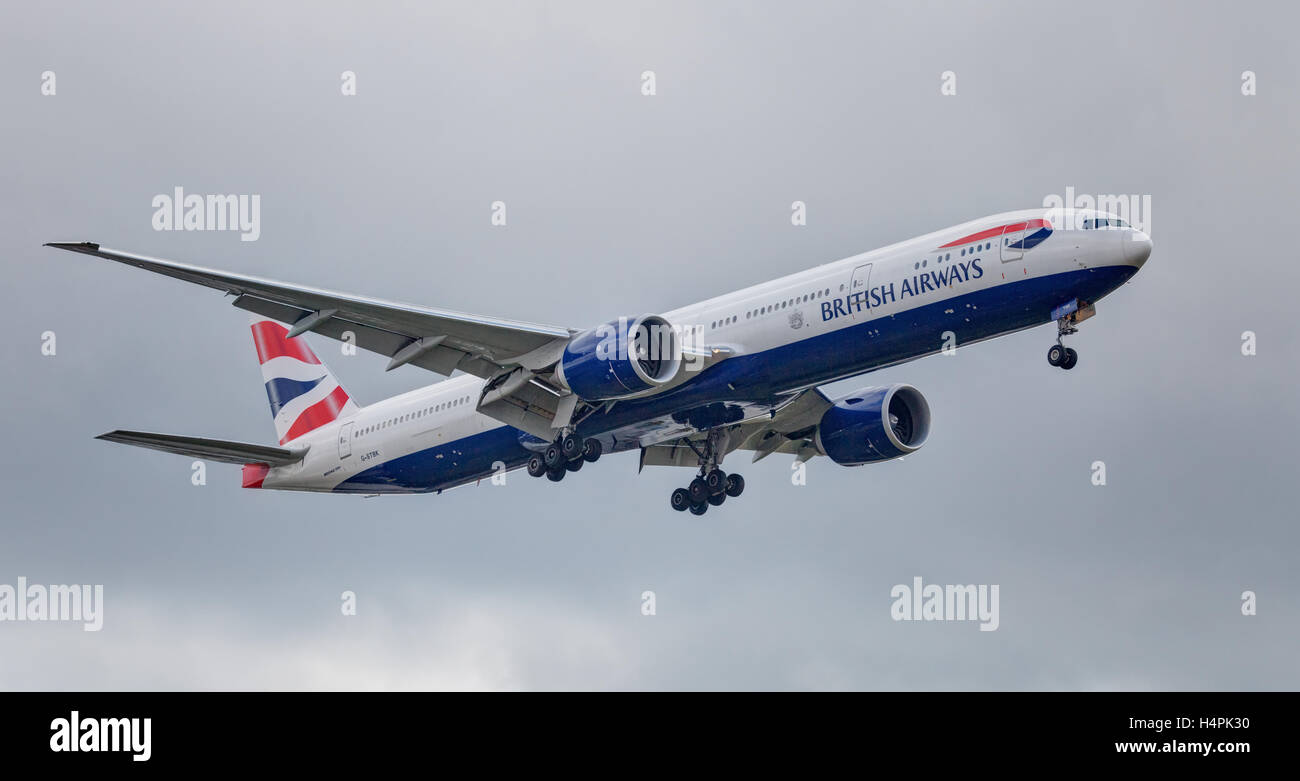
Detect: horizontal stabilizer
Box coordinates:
(95, 430, 306, 466)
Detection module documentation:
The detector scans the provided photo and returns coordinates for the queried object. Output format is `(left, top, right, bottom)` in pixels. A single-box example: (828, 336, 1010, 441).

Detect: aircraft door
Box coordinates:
(850, 263, 874, 321)
(1000, 222, 1026, 263)
(338, 422, 353, 459)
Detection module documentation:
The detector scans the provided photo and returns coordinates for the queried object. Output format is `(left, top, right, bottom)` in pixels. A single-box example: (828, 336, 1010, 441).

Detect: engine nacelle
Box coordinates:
(555, 314, 683, 401)
(815, 384, 932, 466)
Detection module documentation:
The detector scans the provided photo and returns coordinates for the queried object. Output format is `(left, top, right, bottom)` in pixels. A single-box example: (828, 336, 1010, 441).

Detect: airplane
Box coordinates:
(47, 207, 1151, 514)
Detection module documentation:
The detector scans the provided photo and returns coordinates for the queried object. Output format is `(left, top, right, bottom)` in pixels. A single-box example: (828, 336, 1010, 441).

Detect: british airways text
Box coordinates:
(822, 258, 985, 322)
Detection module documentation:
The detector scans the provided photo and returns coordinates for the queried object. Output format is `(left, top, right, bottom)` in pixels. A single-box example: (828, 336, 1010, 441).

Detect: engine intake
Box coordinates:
(815, 384, 931, 466)
(556, 314, 683, 401)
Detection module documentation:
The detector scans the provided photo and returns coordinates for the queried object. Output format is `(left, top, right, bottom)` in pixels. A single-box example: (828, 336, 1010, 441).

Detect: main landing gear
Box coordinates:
(1046, 316, 1079, 370)
(526, 432, 602, 482)
(668, 430, 746, 515)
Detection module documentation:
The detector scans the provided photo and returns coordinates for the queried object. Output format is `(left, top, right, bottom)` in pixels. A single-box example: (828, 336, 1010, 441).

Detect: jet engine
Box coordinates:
(815, 384, 932, 466)
(554, 315, 683, 401)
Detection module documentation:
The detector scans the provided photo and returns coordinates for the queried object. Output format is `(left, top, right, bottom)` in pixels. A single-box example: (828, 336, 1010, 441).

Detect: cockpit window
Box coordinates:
(1082, 217, 1130, 230)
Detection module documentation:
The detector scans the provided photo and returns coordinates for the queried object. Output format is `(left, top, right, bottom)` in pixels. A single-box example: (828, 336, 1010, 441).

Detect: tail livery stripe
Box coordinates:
(265, 376, 325, 418)
(259, 355, 330, 382)
(250, 317, 359, 445)
(251, 320, 322, 365)
(280, 385, 352, 444)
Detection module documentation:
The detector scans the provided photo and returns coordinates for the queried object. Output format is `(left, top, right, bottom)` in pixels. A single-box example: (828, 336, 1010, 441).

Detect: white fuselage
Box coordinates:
(263, 207, 1150, 494)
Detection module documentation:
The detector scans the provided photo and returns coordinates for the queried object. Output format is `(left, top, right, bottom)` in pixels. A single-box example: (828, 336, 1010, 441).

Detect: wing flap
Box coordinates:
(95, 430, 306, 466)
(638, 388, 834, 468)
(736, 389, 832, 462)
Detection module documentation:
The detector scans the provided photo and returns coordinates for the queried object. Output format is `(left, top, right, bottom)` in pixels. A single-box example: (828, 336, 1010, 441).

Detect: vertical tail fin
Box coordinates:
(249, 317, 359, 444)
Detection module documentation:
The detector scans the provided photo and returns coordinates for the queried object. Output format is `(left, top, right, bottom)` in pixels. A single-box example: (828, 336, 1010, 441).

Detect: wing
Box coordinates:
(733, 388, 832, 462)
(96, 430, 305, 466)
(46, 242, 576, 379)
(639, 387, 833, 468)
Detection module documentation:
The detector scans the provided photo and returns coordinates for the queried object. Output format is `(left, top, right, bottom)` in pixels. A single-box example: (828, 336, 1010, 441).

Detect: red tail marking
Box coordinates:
(279, 385, 351, 444)
(251, 321, 322, 365)
(242, 463, 269, 489)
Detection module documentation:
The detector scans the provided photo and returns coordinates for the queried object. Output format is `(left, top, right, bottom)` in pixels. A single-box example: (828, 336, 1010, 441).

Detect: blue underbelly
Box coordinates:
(334, 425, 532, 493)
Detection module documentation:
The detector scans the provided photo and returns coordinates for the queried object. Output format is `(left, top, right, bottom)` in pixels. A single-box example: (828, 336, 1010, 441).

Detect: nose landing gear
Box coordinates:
(1047, 343, 1078, 370)
(1047, 313, 1080, 370)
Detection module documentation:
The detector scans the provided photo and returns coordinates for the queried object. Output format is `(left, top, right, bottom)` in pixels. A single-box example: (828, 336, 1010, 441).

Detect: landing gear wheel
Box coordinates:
(543, 443, 564, 470)
(670, 488, 691, 512)
(560, 433, 583, 461)
(546, 466, 566, 482)
(581, 438, 603, 463)
(688, 477, 709, 505)
(705, 468, 727, 496)
(1061, 347, 1078, 370)
(526, 454, 547, 478)
(564, 457, 583, 472)
(707, 492, 726, 507)
(688, 502, 708, 516)
(1047, 344, 1065, 367)
(724, 473, 745, 498)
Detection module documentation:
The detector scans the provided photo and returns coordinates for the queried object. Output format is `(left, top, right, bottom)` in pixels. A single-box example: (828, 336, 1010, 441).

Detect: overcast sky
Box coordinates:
(2, 0, 1297, 690)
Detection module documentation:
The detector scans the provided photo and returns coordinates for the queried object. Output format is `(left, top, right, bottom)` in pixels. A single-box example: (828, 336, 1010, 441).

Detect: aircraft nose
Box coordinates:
(1126, 230, 1152, 267)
